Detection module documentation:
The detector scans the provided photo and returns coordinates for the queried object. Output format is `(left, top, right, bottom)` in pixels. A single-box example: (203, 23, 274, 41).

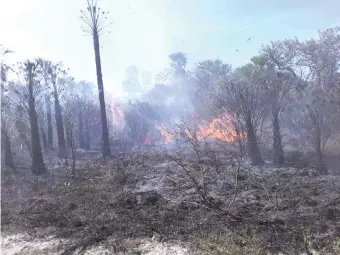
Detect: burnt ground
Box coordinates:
(1, 148, 340, 254)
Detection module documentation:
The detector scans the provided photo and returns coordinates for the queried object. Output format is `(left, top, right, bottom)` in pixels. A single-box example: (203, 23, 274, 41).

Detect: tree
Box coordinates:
(169, 52, 187, 77)
(80, 0, 112, 158)
(13, 60, 47, 175)
(265, 27, 340, 172)
(215, 63, 268, 165)
(49, 63, 67, 158)
(76, 96, 86, 149)
(250, 54, 294, 165)
(189, 59, 232, 119)
(38, 59, 54, 151)
(64, 96, 78, 174)
(1, 45, 15, 170)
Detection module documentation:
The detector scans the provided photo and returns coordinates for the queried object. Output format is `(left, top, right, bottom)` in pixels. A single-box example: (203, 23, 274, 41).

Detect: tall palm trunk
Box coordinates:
(45, 95, 53, 150)
(53, 81, 66, 158)
(28, 65, 46, 175)
(272, 109, 284, 165)
(93, 32, 111, 158)
(246, 116, 264, 165)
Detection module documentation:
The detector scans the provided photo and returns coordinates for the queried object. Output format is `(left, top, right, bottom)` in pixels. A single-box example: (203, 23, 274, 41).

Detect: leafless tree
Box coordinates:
(38, 59, 54, 151)
(80, 0, 112, 158)
(164, 118, 242, 221)
(49, 63, 68, 158)
(215, 64, 269, 165)
(64, 98, 78, 175)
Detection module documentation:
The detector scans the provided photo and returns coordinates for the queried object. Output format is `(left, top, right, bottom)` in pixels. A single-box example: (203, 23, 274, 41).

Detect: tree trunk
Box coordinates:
(45, 95, 53, 150)
(314, 125, 327, 173)
(28, 66, 46, 175)
(272, 110, 285, 165)
(233, 120, 244, 157)
(246, 117, 264, 165)
(53, 83, 66, 158)
(78, 109, 85, 149)
(1, 127, 15, 169)
(84, 112, 91, 150)
(41, 127, 48, 150)
(93, 32, 111, 158)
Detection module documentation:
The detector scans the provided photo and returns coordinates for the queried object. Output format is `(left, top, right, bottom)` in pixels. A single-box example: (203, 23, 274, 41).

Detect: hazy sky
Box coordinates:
(1, 0, 339, 97)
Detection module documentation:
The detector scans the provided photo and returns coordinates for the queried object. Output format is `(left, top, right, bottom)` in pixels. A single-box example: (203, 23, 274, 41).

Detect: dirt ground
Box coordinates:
(1, 148, 340, 254)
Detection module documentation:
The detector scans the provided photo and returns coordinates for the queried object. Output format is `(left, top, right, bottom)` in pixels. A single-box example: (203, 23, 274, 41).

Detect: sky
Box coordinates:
(1, 0, 339, 97)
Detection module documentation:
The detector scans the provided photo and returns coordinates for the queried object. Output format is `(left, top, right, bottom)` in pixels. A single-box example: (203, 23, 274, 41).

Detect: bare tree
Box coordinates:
(80, 0, 112, 158)
(1, 45, 15, 170)
(38, 59, 54, 151)
(64, 98, 78, 175)
(1, 92, 15, 170)
(215, 64, 268, 165)
(49, 63, 68, 158)
(165, 118, 242, 221)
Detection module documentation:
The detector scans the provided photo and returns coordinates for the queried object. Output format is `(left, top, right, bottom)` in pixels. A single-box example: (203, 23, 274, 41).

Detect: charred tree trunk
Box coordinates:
(53, 82, 66, 158)
(272, 109, 284, 165)
(45, 95, 53, 150)
(28, 65, 46, 175)
(314, 125, 327, 173)
(93, 32, 111, 158)
(78, 109, 85, 149)
(246, 116, 264, 165)
(309, 109, 327, 173)
(15, 118, 32, 159)
(1, 126, 15, 169)
(233, 119, 244, 157)
(41, 127, 48, 150)
(84, 113, 91, 150)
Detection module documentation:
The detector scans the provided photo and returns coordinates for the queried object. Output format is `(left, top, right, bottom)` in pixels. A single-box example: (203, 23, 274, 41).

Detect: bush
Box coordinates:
(285, 150, 311, 168)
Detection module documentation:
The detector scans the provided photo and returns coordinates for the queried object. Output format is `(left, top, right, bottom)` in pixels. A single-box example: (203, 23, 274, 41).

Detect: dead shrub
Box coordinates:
(285, 150, 311, 168)
(164, 118, 243, 221)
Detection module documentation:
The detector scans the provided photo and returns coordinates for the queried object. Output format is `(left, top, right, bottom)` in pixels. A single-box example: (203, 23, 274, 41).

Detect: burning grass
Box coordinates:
(1, 148, 340, 254)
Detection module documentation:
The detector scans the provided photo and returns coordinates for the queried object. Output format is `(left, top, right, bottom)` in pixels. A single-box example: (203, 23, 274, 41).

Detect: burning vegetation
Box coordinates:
(1, 1, 340, 254)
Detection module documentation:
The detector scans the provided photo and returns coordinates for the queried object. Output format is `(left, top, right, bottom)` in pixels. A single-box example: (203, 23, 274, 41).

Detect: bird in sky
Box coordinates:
(247, 37, 252, 42)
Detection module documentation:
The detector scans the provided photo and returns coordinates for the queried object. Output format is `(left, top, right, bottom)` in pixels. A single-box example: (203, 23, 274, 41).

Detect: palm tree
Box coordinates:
(80, 0, 112, 158)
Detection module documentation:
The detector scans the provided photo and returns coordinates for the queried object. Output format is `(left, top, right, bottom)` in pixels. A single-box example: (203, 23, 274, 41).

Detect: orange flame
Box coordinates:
(155, 124, 174, 144)
(199, 114, 246, 142)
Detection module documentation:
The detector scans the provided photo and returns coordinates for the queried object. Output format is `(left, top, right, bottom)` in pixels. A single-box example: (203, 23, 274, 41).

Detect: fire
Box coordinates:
(155, 124, 174, 144)
(198, 114, 246, 142)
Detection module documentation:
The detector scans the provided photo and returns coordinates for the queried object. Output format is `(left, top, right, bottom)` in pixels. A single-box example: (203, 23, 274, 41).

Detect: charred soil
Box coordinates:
(1, 149, 340, 254)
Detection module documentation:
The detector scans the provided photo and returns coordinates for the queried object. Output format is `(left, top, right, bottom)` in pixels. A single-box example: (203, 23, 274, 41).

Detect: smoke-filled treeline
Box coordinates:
(1, 26, 340, 175)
